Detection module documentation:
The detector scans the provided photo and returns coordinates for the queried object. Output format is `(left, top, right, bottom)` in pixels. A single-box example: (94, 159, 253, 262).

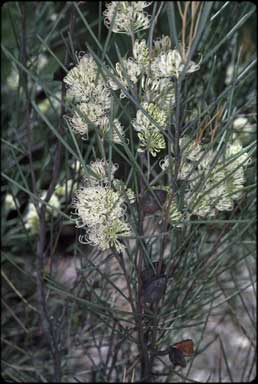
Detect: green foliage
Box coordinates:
(1, 2, 256, 382)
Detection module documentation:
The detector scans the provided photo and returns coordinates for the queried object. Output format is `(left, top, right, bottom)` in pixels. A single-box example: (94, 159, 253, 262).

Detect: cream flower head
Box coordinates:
(64, 111, 89, 139)
(85, 159, 119, 186)
(132, 102, 167, 156)
(160, 134, 250, 218)
(133, 39, 150, 68)
(109, 58, 142, 98)
(4, 193, 18, 211)
(152, 49, 200, 78)
(64, 53, 111, 133)
(74, 184, 131, 252)
(99, 117, 125, 144)
(103, 1, 151, 35)
(24, 203, 40, 234)
(40, 191, 60, 217)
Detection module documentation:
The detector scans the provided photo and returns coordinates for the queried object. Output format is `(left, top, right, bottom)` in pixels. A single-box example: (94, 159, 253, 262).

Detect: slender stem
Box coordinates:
(177, 1, 184, 19)
(191, 2, 204, 46)
(113, 243, 151, 381)
(112, 248, 136, 315)
(187, 2, 199, 57)
(20, 3, 37, 200)
(174, 77, 181, 181)
(182, 2, 190, 60)
(130, 30, 135, 47)
(36, 210, 61, 382)
(147, 150, 150, 183)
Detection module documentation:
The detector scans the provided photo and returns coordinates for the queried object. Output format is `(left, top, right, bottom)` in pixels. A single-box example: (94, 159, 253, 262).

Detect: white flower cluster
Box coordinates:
(103, 1, 151, 34)
(73, 160, 133, 252)
(225, 63, 244, 85)
(108, 35, 200, 156)
(85, 159, 119, 186)
(169, 200, 184, 225)
(132, 102, 167, 156)
(4, 193, 18, 211)
(233, 116, 256, 146)
(151, 49, 200, 79)
(24, 203, 40, 234)
(64, 54, 125, 143)
(133, 39, 150, 68)
(160, 136, 251, 219)
(24, 179, 78, 234)
(99, 117, 126, 145)
(24, 191, 61, 234)
(142, 77, 176, 114)
(108, 57, 142, 99)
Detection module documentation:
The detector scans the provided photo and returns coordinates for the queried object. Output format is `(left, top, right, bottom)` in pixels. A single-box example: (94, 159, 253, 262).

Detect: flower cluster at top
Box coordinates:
(103, 1, 152, 34)
(63, 2, 200, 156)
(160, 136, 251, 219)
(108, 33, 200, 156)
(73, 160, 135, 253)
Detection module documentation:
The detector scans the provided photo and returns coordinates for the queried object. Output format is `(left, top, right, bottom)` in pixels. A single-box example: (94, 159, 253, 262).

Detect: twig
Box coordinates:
(174, 77, 182, 182)
(2, 270, 38, 313)
(192, 2, 204, 45)
(177, 1, 184, 19)
(187, 2, 200, 57)
(36, 213, 62, 382)
(182, 2, 190, 60)
(136, 153, 152, 380)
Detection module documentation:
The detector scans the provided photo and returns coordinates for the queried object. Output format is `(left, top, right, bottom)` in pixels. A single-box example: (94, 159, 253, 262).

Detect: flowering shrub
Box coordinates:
(63, 2, 252, 253)
(2, 2, 256, 383)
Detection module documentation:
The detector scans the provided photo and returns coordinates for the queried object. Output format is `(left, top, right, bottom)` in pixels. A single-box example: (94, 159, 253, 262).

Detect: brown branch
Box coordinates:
(187, 2, 200, 58)
(134, 153, 152, 380)
(182, 2, 190, 60)
(192, 2, 204, 45)
(36, 210, 62, 382)
(195, 104, 225, 144)
(177, 1, 184, 19)
(113, 246, 151, 379)
(211, 104, 225, 143)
